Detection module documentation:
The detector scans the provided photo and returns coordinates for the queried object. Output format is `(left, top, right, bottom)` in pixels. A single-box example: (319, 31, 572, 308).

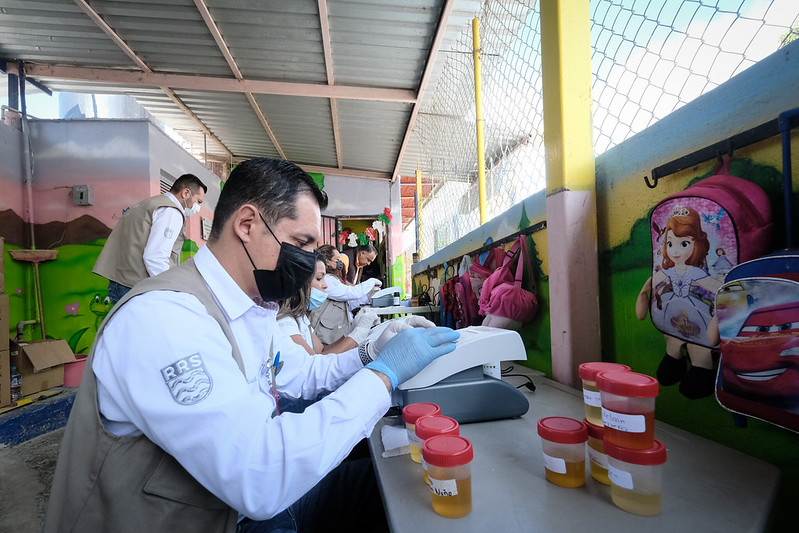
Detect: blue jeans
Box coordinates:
(237, 457, 387, 533)
(107, 280, 131, 303)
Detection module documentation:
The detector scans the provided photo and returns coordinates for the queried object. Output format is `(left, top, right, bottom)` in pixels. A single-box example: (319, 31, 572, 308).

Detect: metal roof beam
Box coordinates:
(299, 165, 390, 180)
(22, 63, 418, 103)
(390, 0, 456, 182)
(193, 0, 285, 158)
(318, 0, 343, 170)
(72, 0, 232, 158)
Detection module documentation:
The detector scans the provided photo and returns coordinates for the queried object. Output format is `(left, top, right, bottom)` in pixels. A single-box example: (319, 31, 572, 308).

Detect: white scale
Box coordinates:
(366, 324, 530, 423)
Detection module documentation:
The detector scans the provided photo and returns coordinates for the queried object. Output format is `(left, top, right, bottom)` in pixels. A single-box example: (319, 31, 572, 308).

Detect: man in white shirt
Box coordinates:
(92, 173, 207, 302)
(45, 158, 459, 533)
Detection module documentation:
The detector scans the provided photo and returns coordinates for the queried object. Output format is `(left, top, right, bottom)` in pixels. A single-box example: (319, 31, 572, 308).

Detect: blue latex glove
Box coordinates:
(366, 327, 460, 389)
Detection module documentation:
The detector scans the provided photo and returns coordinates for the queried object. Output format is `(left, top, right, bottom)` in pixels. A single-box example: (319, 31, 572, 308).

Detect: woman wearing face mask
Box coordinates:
(277, 252, 379, 355)
(317, 244, 382, 322)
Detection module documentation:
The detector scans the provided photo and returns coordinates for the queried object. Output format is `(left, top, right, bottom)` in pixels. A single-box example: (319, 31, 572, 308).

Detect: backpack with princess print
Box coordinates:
(645, 156, 773, 348)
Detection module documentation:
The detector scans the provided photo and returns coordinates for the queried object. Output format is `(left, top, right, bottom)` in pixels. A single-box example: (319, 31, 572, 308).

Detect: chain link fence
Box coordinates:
(406, 0, 799, 260)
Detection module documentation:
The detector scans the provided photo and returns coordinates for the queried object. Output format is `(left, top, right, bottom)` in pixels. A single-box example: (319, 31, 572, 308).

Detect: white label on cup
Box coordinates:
(408, 430, 423, 447)
(587, 446, 609, 469)
(583, 388, 602, 407)
(542, 452, 567, 474)
(602, 408, 646, 433)
(608, 464, 634, 489)
(429, 477, 458, 496)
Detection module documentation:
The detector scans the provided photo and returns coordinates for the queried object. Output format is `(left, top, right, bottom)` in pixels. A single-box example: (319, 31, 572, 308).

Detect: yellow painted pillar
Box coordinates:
(472, 17, 487, 224)
(416, 166, 423, 255)
(541, 0, 601, 387)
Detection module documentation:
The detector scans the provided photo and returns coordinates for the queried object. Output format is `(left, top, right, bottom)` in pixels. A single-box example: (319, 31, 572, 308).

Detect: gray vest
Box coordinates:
(93, 195, 186, 288)
(44, 259, 244, 533)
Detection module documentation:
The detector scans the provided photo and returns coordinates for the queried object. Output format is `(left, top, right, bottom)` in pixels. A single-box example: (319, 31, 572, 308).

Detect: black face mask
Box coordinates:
(241, 213, 316, 302)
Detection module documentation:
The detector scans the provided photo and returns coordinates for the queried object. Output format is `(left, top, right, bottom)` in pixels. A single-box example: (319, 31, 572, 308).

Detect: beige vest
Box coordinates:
(93, 195, 186, 288)
(44, 260, 244, 533)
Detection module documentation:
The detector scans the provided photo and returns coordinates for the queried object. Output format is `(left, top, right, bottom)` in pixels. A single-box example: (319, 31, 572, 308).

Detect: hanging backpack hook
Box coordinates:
(644, 168, 659, 189)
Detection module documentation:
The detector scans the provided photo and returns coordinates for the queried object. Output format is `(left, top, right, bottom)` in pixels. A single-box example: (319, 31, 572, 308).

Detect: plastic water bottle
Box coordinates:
(10, 366, 22, 402)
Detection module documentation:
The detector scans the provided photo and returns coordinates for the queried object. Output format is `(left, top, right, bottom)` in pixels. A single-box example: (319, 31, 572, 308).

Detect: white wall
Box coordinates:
(321, 174, 391, 217)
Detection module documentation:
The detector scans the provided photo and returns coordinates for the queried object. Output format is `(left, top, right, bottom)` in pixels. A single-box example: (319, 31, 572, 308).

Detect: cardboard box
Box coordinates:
(0, 348, 9, 408)
(10, 339, 75, 397)
(0, 293, 8, 352)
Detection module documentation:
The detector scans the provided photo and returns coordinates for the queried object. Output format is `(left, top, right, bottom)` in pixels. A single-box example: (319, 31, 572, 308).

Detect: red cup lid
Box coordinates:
(415, 415, 460, 440)
(583, 418, 605, 440)
(579, 362, 631, 381)
(604, 438, 667, 465)
(537, 417, 588, 444)
(595, 370, 659, 398)
(402, 402, 441, 424)
(422, 435, 473, 467)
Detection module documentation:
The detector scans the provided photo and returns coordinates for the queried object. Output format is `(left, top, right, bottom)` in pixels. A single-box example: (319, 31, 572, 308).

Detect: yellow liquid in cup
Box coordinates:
(431, 477, 472, 518)
(611, 485, 662, 516)
(545, 460, 585, 488)
(589, 460, 610, 485)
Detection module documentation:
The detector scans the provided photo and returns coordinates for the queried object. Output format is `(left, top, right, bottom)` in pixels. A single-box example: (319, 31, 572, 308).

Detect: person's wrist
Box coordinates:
(365, 359, 398, 389)
(368, 369, 392, 391)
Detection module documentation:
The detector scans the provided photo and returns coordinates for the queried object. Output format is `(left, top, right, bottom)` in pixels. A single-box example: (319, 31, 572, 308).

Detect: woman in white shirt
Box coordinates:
(317, 244, 382, 321)
(277, 252, 377, 355)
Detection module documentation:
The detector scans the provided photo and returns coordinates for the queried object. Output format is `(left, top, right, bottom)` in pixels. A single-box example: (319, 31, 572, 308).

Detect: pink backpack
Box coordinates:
(478, 236, 539, 328)
(647, 156, 773, 347)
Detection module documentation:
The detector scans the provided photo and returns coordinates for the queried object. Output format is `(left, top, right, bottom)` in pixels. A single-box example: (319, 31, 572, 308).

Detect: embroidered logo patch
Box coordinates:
(164, 227, 174, 239)
(161, 354, 212, 405)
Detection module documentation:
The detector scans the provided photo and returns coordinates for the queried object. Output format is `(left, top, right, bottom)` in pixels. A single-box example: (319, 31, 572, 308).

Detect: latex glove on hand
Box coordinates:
(366, 327, 460, 389)
(366, 316, 436, 358)
(347, 310, 380, 344)
(361, 278, 381, 294)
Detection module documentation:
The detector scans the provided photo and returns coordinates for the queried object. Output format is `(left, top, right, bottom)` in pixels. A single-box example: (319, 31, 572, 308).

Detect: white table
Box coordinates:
(368, 369, 779, 532)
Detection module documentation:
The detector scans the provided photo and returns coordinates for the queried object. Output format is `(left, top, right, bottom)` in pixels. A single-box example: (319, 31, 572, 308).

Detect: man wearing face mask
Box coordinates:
(45, 157, 459, 533)
(93, 173, 207, 303)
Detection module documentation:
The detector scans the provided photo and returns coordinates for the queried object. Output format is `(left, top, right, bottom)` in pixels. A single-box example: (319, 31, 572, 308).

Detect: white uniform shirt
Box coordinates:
(93, 245, 390, 520)
(324, 274, 378, 315)
(276, 314, 314, 347)
(143, 192, 185, 277)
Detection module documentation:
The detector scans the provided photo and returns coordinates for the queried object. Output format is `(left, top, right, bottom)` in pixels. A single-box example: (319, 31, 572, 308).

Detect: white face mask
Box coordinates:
(182, 195, 201, 217)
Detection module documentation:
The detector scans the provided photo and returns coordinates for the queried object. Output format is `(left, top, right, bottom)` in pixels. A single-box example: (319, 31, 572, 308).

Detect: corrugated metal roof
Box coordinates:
(0, 0, 484, 180)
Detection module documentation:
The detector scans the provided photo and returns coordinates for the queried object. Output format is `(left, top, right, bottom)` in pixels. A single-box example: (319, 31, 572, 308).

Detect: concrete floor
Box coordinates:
(0, 427, 64, 533)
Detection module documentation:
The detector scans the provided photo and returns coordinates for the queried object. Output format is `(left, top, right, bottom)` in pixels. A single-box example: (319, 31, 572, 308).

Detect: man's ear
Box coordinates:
(232, 204, 260, 244)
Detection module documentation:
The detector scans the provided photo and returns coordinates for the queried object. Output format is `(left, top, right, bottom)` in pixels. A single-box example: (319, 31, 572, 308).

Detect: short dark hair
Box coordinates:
(358, 243, 377, 255)
(170, 173, 207, 195)
(210, 158, 327, 242)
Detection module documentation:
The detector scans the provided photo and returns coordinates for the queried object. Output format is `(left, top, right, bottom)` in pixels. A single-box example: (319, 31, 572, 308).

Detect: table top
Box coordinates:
(368, 305, 440, 316)
(368, 370, 779, 532)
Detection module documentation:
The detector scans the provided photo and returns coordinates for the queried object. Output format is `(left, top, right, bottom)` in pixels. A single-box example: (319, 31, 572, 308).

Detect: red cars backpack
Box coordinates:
(647, 156, 773, 348)
(714, 259, 799, 433)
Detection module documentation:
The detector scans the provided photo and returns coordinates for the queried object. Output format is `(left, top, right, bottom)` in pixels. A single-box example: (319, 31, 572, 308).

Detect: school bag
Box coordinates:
(454, 255, 481, 329)
(647, 155, 773, 348)
(468, 246, 506, 301)
(478, 235, 539, 330)
(714, 106, 799, 432)
(714, 265, 799, 432)
(439, 265, 458, 329)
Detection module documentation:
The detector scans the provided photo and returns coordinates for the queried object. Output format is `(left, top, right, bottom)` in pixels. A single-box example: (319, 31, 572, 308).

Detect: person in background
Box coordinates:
(44, 157, 459, 533)
(342, 243, 377, 284)
(277, 251, 379, 355)
(318, 244, 381, 320)
(93, 173, 207, 303)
